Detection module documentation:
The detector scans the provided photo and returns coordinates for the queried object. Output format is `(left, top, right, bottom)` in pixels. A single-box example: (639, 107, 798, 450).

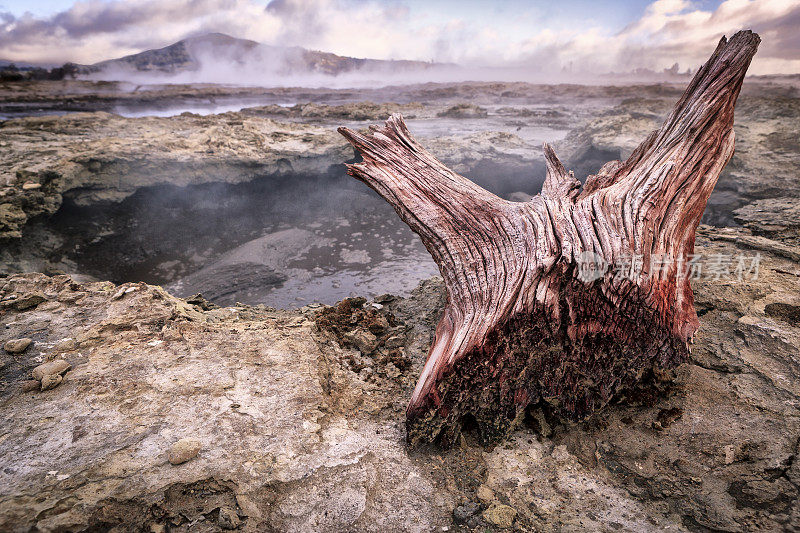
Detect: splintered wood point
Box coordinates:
(338, 31, 760, 446)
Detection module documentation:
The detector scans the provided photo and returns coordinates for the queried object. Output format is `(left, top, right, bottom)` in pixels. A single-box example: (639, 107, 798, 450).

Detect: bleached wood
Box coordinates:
(338, 31, 760, 445)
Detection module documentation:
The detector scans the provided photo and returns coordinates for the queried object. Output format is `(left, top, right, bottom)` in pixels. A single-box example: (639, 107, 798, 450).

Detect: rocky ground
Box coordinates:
(0, 225, 798, 532)
(1, 79, 798, 307)
(0, 78, 798, 531)
(0, 81, 595, 305)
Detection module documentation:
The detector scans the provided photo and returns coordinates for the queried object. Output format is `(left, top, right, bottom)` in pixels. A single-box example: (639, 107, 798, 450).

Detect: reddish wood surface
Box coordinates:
(338, 31, 760, 445)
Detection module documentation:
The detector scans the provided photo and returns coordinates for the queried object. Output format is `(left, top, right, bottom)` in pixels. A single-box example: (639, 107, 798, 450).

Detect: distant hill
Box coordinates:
(83, 33, 442, 77)
(0, 59, 58, 70)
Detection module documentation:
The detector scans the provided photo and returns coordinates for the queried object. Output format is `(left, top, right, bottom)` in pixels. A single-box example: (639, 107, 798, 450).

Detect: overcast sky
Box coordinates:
(0, 0, 798, 74)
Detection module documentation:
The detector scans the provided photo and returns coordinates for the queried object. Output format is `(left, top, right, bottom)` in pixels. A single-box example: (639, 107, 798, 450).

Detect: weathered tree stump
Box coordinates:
(338, 31, 760, 446)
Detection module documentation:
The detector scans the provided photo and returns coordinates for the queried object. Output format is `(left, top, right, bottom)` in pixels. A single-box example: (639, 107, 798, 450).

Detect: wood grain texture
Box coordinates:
(338, 31, 760, 446)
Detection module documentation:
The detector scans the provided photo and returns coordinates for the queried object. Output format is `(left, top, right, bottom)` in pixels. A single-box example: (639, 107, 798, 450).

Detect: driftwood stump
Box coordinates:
(338, 31, 760, 446)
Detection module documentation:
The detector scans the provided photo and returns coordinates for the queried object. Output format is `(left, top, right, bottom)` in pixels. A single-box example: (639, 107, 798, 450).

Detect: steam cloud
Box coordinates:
(1, 0, 799, 81)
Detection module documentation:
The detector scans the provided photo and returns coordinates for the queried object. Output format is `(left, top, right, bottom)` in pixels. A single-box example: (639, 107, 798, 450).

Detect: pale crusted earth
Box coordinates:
(0, 79, 796, 242)
(561, 83, 800, 229)
(0, 78, 798, 531)
(2, 79, 798, 308)
(0, 227, 798, 532)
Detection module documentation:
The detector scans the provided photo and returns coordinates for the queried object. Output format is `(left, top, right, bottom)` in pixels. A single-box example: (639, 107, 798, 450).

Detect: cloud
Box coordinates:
(502, 0, 800, 76)
(0, 0, 250, 63)
(0, 0, 798, 75)
(609, 0, 800, 74)
(264, 0, 328, 44)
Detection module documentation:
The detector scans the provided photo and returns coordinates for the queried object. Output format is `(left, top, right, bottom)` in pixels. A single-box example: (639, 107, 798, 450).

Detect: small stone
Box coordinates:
(40, 374, 63, 391)
(111, 287, 127, 300)
(476, 484, 495, 503)
(466, 515, 484, 529)
(369, 314, 390, 332)
(4, 337, 32, 353)
(14, 292, 47, 311)
(168, 438, 202, 465)
(32, 359, 71, 381)
(384, 363, 401, 379)
(218, 506, 241, 529)
(149, 523, 166, 533)
(186, 293, 213, 310)
(20, 380, 40, 392)
(21, 182, 41, 190)
(374, 293, 395, 303)
(453, 502, 480, 524)
(551, 444, 571, 462)
(53, 338, 77, 352)
(482, 503, 517, 528)
(384, 335, 405, 349)
(344, 330, 379, 353)
(109, 285, 136, 300)
(724, 444, 736, 465)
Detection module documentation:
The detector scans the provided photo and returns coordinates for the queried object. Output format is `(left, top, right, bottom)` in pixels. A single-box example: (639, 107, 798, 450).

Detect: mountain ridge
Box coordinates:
(85, 32, 444, 77)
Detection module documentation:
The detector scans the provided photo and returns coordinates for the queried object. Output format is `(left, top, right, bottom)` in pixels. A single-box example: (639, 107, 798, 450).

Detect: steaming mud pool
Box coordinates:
(7, 78, 786, 309)
(48, 171, 439, 308)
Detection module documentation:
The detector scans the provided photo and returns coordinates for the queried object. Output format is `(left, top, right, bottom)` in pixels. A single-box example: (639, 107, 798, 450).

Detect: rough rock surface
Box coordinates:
(3, 337, 31, 353)
(2, 79, 797, 310)
(559, 88, 800, 228)
(0, 112, 350, 228)
(0, 109, 544, 243)
(169, 438, 203, 465)
(39, 372, 62, 391)
(30, 358, 71, 381)
(437, 103, 488, 118)
(735, 197, 800, 244)
(1, 224, 798, 532)
(243, 102, 426, 121)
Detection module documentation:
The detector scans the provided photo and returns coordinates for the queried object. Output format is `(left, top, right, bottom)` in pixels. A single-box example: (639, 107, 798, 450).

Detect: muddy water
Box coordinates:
(5, 80, 785, 308)
(49, 135, 567, 308)
(50, 171, 441, 308)
(112, 101, 296, 118)
(43, 113, 568, 308)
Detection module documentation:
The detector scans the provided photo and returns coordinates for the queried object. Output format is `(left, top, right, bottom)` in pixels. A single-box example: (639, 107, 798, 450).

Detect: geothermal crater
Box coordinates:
(0, 78, 799, 532)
